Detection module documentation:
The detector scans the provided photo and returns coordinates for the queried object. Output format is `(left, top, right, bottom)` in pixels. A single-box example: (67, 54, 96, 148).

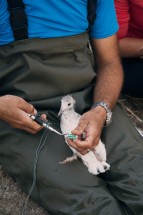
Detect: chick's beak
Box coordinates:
(58, 108, 62, 117)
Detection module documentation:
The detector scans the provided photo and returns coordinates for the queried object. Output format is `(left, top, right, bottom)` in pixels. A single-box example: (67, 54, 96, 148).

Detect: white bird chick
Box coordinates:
(58, 95, 110, 175)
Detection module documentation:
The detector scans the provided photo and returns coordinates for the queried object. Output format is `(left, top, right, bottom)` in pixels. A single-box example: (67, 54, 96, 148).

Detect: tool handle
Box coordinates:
(34, 115, 44, 126)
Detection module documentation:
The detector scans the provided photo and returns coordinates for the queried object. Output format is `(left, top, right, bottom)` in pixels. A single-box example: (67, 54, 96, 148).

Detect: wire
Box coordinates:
(22, 128, 49, 215)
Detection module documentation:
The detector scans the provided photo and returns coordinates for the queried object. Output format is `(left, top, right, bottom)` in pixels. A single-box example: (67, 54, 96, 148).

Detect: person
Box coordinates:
(0, 1, 143, 214)
(115, 0, 143, 98)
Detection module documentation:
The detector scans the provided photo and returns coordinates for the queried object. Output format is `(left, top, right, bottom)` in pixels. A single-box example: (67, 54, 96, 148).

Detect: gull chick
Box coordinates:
(58, 95, 110, 175)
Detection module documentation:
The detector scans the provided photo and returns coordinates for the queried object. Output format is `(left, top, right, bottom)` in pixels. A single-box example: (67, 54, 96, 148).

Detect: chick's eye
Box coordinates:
(68, 103, 71, 106)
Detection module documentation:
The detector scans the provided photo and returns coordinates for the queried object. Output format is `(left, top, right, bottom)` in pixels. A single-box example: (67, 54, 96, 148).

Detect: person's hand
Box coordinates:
(0, 95, 46, 134)
(66, 106, 106, 155)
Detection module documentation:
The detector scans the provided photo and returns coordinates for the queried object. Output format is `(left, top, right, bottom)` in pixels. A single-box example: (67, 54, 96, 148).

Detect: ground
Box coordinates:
(0, 95, 143, 215)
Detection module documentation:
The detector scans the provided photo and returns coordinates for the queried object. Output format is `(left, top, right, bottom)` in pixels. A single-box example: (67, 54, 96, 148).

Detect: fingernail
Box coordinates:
(73, 139, 77, 143)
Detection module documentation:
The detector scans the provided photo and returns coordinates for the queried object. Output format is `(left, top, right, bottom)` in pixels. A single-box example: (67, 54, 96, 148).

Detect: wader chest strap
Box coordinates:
(88, 0, 97, 30)
(7, 0, 28, 41)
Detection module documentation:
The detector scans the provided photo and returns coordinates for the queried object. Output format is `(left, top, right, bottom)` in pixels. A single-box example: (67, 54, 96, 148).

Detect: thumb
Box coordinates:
(72, 118, 88, 135)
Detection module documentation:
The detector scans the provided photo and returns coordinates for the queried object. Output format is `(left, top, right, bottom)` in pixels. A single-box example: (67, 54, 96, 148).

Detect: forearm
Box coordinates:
(119, 37, 143, 58)
(93, 58, 124, 109)
(91, 36, 124, 109)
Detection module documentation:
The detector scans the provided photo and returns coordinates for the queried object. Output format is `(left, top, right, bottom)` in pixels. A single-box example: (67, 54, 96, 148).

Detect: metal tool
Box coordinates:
(28, 113, 64, 135)
(27, 113, 78, 139)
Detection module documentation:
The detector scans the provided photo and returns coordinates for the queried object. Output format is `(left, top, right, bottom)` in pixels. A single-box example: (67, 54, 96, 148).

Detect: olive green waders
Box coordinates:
(0, 33, 143, 215)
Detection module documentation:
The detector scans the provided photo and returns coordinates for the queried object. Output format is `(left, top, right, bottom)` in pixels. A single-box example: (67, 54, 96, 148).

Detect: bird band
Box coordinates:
(67, 134, 78, 140)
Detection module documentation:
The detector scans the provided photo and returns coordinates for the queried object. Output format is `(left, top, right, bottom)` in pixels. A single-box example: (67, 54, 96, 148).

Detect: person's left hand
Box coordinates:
(66, 107, 107, 155)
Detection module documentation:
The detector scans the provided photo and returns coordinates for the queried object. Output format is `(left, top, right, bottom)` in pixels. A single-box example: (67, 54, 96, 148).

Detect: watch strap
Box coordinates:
(91, 101, 112, 126)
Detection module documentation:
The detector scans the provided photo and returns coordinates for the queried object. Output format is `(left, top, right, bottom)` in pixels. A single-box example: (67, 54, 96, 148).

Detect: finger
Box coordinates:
(19, 99, 37, 115)
(72, 118, 88, 135)
(66, 138, 89, 155)
(80, 149, 90, 155)
(66, 138, 78, 149)
(27, 117, 43, 130)
(92, 137, 101, 148)
(10, 122, 43, 134)
(73, 137, 94, 149)
(19, 112, 42, 130)
(67, 137, 89, 150)
(66, 138, 87, 151)
(22, 126, 43, 134)
(85, 129, 101, 147)
(41, 114, 47, 120)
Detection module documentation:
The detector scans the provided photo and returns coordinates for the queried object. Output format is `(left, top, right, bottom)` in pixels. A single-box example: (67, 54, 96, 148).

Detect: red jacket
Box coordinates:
(115, 0, 143, 39)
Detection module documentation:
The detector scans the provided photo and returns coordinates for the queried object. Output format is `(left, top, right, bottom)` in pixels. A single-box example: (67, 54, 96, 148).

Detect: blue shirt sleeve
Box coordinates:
(90, 0, 119, 39)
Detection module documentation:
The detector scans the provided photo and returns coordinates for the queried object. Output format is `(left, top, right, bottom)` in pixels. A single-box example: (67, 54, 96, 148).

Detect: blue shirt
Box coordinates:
(0, 0, 118, 45)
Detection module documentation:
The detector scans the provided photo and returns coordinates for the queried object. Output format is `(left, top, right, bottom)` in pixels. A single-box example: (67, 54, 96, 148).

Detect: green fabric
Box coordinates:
(0, 33, 143, 215)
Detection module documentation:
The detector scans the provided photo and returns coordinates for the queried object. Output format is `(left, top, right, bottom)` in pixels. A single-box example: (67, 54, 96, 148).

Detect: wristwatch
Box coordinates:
(91, 101, 112, 126)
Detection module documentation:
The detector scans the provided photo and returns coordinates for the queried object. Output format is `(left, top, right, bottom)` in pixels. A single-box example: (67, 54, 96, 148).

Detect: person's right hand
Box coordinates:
(0, 95, 46, 134)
